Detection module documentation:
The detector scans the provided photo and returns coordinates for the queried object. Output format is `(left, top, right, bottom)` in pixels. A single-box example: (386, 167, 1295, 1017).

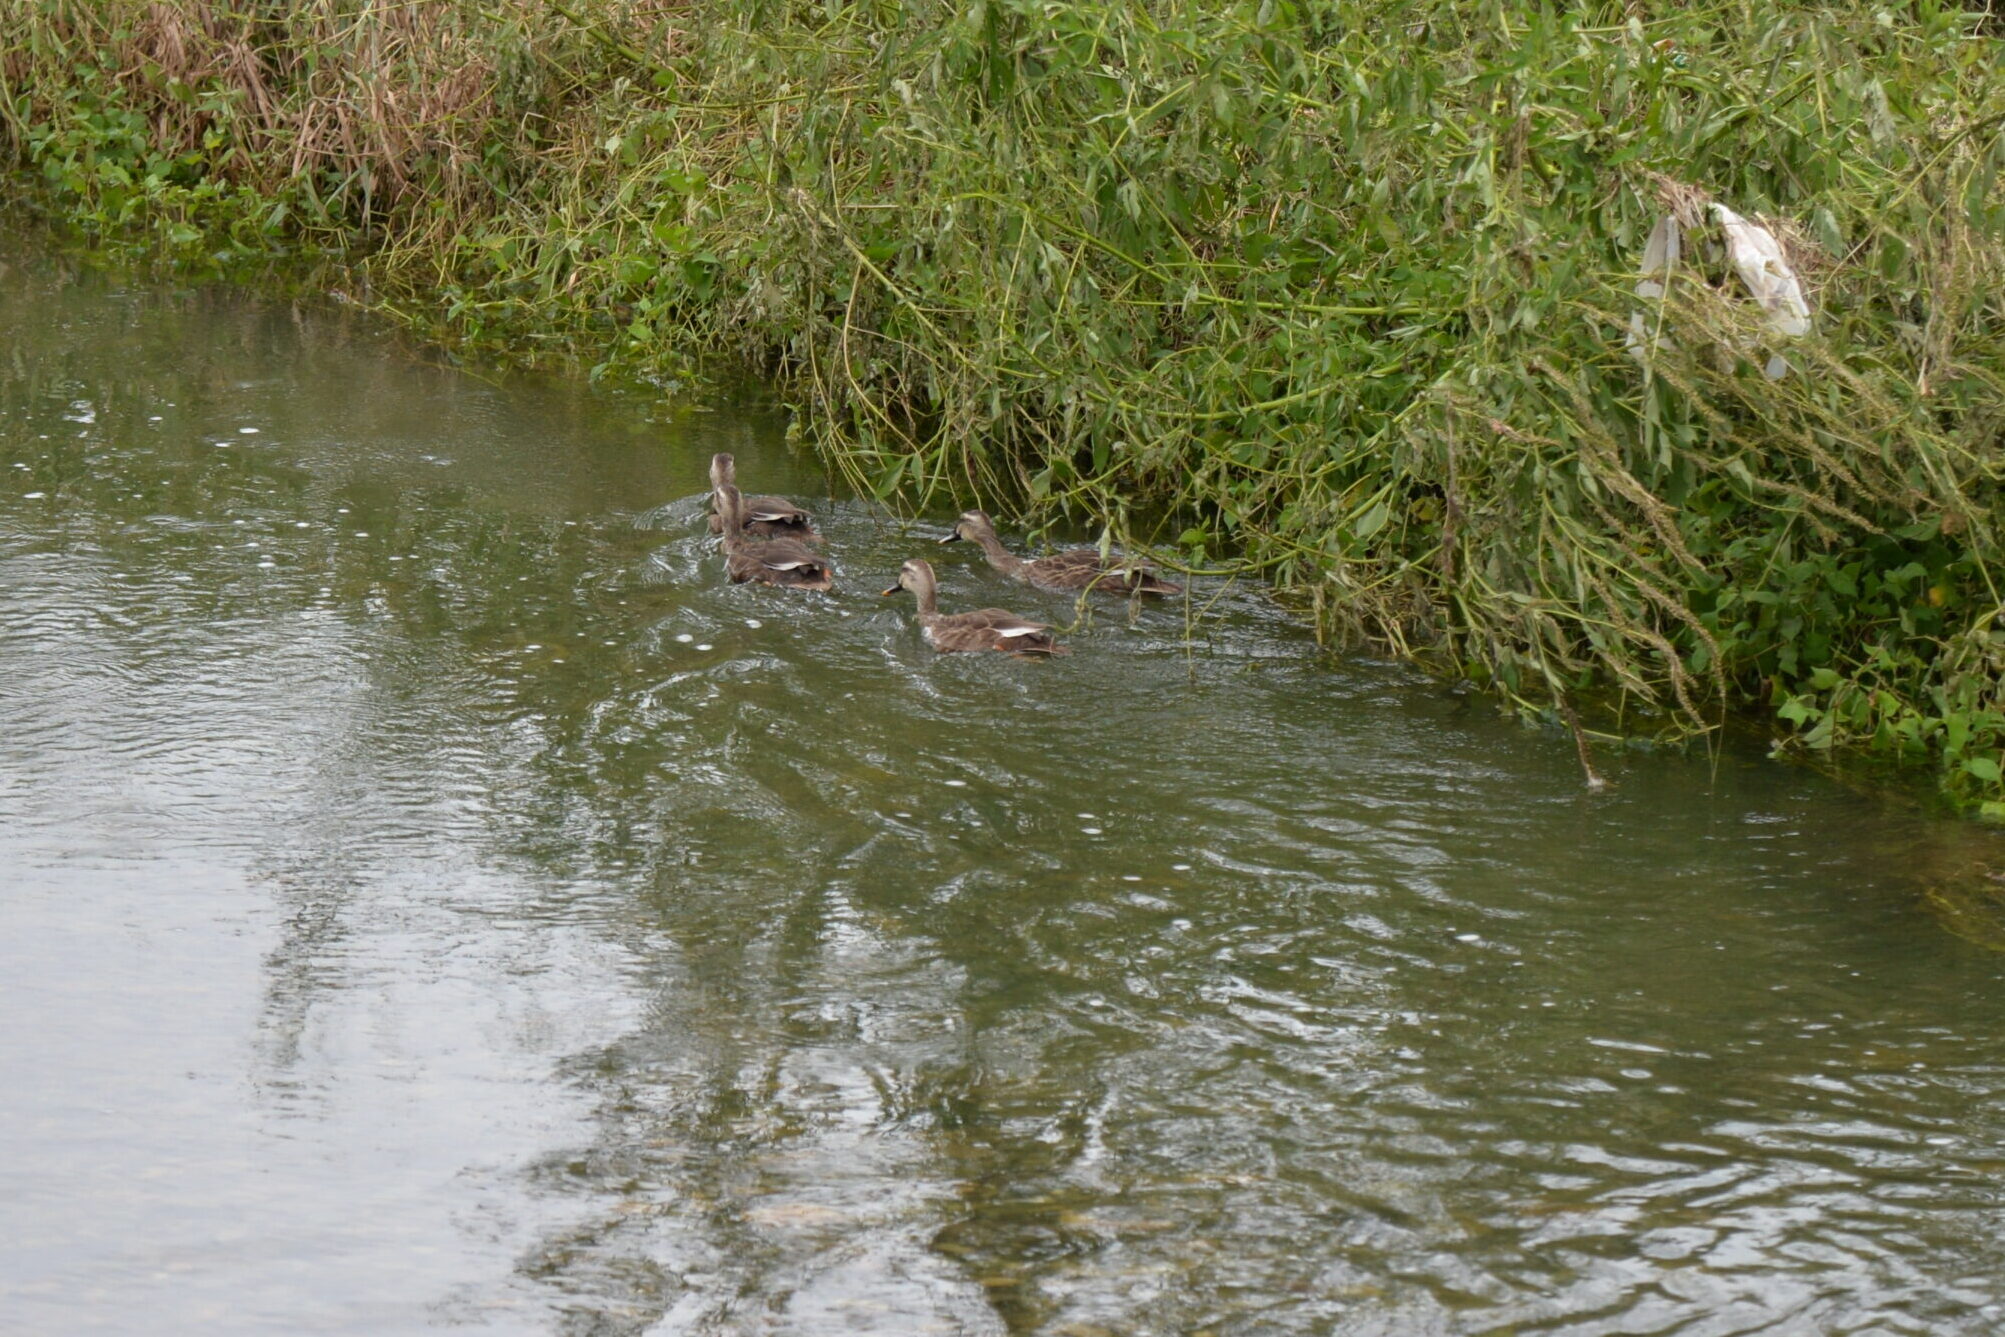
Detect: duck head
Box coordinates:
(939, 510, 998, 545)
(880, 557, 939, 599)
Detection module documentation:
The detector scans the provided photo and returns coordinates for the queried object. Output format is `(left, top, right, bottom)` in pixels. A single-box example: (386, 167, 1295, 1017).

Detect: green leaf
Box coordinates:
(1803, 714, 1835, 750)
(870, 454, 909, 500)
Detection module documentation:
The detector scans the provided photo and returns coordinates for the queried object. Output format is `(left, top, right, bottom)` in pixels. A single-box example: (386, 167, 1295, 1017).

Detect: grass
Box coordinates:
(5, 0, 2005, 808)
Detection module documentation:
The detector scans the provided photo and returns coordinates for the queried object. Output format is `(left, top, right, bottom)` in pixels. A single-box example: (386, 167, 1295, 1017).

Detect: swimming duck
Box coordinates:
(880, 558, 1067, 656)
(706, 452, 818, 541)
(940, 510, 1181, 596)
(715, 483, 834, 590)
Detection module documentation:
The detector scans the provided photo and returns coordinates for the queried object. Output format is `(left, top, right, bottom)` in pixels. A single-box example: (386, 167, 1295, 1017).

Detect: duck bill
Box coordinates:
(936, 530, 963, 544)
(879, 584, 901, 596)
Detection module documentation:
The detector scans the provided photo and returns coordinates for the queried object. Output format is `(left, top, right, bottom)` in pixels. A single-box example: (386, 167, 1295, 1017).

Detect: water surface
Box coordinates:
(4, 247, 2004, 1335)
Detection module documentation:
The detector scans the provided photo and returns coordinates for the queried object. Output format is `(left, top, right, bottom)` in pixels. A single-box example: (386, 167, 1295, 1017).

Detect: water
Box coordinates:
(3, 246, 2004, 1337)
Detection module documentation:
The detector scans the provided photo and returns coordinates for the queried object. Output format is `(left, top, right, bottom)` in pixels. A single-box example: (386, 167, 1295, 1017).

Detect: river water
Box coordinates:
(3, 246, 2003, 1336)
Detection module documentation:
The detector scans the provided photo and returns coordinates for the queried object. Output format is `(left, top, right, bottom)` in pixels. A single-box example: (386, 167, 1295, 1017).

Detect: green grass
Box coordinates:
(6, 0, 2005, 806)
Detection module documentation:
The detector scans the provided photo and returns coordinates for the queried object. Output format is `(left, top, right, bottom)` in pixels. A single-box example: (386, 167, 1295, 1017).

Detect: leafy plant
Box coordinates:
(6, 0, 2004, 806)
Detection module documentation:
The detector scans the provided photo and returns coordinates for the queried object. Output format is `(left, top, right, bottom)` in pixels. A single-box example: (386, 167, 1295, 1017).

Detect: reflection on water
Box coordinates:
(3, 246, 2004, 1336)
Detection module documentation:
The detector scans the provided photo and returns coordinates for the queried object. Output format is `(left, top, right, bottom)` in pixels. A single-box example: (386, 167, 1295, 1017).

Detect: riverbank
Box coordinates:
(5, 0, 2003, 806)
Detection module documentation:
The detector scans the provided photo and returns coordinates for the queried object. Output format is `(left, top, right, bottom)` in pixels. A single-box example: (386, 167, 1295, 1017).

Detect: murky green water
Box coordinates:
(4, 245, 2005, 1336)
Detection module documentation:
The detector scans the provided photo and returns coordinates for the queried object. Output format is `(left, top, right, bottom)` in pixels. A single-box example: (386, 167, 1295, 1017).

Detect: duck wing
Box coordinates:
(940, 608, 1067, 655)
(1109, 566, 1182, 596)
(744, 494, 812, 524)
(726, 536, 835, 589)
(1027, 548, 1181, 595)
(710, 493, 820, 541)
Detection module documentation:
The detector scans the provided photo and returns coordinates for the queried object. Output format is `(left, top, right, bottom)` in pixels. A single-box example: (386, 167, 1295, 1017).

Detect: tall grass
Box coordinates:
(6, 0, 2005, 805)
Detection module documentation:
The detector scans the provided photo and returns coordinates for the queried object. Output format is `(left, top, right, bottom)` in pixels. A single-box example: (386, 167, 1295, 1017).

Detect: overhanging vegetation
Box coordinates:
(5, 0, 2003, 804)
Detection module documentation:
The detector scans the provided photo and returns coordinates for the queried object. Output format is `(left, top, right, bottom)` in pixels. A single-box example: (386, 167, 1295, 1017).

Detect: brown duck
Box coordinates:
(706, 452, 818, 541)
(881, 559, 1067, 656)
(940, 510, 1181, 596)
(715, 483, 834, 590)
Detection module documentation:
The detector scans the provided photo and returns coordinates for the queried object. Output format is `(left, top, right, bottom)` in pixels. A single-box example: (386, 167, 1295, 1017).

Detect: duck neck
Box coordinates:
(910, 581, 940, 616)
(716, 491, 745, 545)
(971, 529, 1019, 574)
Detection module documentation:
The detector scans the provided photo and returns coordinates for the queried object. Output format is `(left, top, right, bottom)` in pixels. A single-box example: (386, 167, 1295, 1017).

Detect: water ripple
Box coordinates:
(6, 252, 2005, 1336)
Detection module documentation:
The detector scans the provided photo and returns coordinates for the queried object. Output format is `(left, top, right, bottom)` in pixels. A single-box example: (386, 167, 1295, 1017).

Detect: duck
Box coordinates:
(880, 558, 1068, 656)
(706, 452, 819, 541)
(714, 483, 835, 590)
(940, 510, 1181, 596)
